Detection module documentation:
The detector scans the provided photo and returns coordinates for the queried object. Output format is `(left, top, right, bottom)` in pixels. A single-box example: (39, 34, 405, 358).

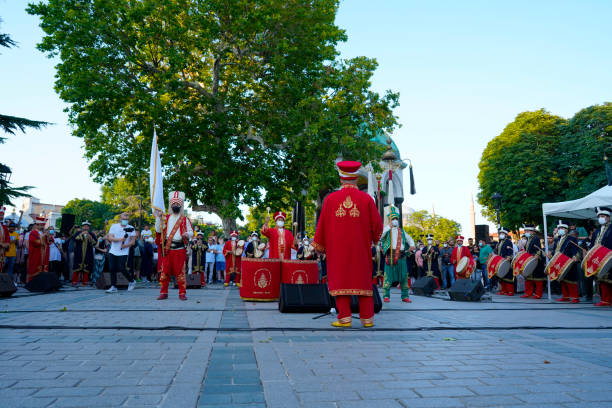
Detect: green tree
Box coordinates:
(62, 199, 117, 230)
(477, 110, 568, 229)
(101, 177, 152, 228)
(0, 17, 49, 205)
(403, 210, 461, 243)
(27, 0, 398, 234)
(562, 103, 612, 199)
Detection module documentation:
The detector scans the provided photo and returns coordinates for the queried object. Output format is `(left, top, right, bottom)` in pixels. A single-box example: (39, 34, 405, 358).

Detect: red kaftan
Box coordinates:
(27, 229, 49, 282)
(260, 226, 295, 260)
(312, 184, 383, 297)
(223, 240, 242, 274)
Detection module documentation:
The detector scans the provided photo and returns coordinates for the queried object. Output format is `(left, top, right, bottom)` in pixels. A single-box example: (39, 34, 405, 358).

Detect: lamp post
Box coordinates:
(491, 192, 502, 227)
(0, 164, 12, 205)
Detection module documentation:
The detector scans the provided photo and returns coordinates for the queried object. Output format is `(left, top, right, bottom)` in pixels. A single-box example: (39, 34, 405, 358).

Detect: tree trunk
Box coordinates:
(221, 216, 237, 237)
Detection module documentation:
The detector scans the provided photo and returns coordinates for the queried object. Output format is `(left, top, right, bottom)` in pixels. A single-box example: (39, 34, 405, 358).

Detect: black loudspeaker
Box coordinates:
(449, 279, 484, 301)
(60, 213, 75, 236)
(412, 276, 437, 296)
(95, 272, 129, 289)
(330, 285, 383, 314)
(25, 272, 61, 293)
(279, 283, 331, 313)
(0, 274, 17, 297)
(475, 224, 490, 243)
(174, 273, 202, 289)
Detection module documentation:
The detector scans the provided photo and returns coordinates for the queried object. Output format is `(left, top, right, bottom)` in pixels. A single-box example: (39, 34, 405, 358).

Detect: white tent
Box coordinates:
(540, 184, 612, 301)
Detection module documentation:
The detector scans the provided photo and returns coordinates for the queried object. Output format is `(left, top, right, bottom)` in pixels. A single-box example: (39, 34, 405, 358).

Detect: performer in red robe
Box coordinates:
(312, 161, 383, 328)
(27, 216, 50, 282)
(223, 230, 242, 287)
(451, 235, 474, 280)
(0, 207, 9, 271)
(261, 211, 295, 260)
(155, 191, 193, 300)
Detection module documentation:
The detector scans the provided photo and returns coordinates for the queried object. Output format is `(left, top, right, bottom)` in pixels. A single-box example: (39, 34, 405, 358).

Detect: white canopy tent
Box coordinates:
(541, 185, 612, 301)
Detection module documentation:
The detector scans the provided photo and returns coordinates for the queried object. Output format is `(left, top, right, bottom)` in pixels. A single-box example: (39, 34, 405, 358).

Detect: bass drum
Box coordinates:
(456, 256, 474, 278)
(487, 254, 511, 279)
(512, 251, 537, 277)
(546, 252, 575, 281)
(234, 239, 245, 256)
(583, 244, 612, 279)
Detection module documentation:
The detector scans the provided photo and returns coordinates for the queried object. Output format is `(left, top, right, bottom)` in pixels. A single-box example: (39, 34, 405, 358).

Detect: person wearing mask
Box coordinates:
(551, 220, 580, 303)
(478, 239, 493, 290)
(590, 207, 612, 306)
(27, 216, 50, 282)
(141, 233, 154, 283)
(71, 221, 96, 286)
(205, 236, 216, 283)
(451, 236, 474, 280)
(93, 232, 108, 284)
(154, 191, 193, 300)
(495, 228, 515, 296)
(0, 207, 9, 272)
(106, 212, 137, 294)
(297, 237, 316, 260)
(215, 237, 226, 283)
(261, 211, 296, 260)
(191, 232, 208, 286)
(47, 227, 64, 280)
(132, 230, 144, 281)
(3, 222, 20, 281)
(439, 239, 454, 289)
(223, 231, 242, 287)
(522, 224, 546, 299)
(380, 206, 415, 303)
(422, 234, 441, 288)
(244, 232, 259, 258)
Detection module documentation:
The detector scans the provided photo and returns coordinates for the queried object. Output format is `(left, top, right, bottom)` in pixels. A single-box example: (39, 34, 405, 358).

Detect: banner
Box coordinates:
(149, 129, 165, 213)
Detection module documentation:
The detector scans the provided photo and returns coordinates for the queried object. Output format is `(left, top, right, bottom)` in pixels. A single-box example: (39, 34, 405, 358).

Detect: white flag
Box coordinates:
(149, 129, 165, 213)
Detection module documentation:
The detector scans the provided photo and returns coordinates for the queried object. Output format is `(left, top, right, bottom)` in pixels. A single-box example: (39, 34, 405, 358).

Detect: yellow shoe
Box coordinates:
(331, 320, 351, 328)
(362, 321, 374, 328)
(236, 283, 241, 288)
(361, 318, 374, 328)
(224, 283, 229, 287)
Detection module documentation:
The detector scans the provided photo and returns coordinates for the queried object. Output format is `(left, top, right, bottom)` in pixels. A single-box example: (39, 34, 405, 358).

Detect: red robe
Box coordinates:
(312, 184, 383, 296)
(223, 240, 242, 274)
(27, 229, 49, 282)
(451, 246, 474, 278)
(261, 225, 295, 260)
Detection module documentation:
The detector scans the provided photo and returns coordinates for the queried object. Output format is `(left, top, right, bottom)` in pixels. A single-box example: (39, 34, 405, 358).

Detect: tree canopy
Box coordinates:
(27, 0, 399, 233)
(62, 198, 117, 231)
(403, 210, 461, 244)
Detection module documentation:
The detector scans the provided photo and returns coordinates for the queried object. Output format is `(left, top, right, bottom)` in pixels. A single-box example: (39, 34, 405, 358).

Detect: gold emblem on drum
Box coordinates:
(254, 268, 271, 289)
(296, 275, 304, 284)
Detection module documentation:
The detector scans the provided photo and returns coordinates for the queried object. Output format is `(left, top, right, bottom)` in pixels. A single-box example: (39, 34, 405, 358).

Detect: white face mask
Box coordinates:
(391, 219, 399, 227)
(599, 217, 608, 225)
(427, 239, 433, 244)
(457, 242, 462, 247)
(499, 233, 506, 240)
(276, 220, 284, 228)
(231, 237, 237, 241)
(558, 229, 566, 236)
(524, 232, 531, 238)
(443, 243, 448, 248)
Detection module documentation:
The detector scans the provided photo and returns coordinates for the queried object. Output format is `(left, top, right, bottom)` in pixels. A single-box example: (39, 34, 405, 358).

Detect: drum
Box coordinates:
(456, 256, 474, 278)
(545, 252, 575, 281)
(239, 258, 281, 301)
(487, 254, 511, 279)
(583, 244, 612, 279)
(280, 260, 319, 284)
(254, 243, 266, 258)
(233, 240, 245, 256)
(512, 251, 537, 277)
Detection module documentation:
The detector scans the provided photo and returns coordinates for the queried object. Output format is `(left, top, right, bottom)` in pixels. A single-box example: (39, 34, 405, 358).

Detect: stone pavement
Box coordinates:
(1, 283, 612, 408)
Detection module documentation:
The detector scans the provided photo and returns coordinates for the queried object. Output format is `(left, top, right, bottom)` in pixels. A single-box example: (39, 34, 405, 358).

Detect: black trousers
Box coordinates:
(49, 260, 63, 279)
(108, 254, 133, 286)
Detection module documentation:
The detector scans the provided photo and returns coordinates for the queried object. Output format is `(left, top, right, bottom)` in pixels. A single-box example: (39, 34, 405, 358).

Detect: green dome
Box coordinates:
(358, 123, 401, 158)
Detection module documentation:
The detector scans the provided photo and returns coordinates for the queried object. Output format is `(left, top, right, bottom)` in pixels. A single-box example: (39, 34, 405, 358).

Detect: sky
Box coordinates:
(1, 0, 611, 233)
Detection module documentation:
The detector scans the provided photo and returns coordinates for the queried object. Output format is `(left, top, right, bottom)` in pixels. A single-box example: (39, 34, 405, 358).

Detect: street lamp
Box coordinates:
(491, 192, 502, 227)
(0, 163, 12, 186)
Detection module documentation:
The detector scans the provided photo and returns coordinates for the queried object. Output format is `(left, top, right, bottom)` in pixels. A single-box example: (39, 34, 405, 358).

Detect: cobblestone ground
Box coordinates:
(1, 283, 612, 408)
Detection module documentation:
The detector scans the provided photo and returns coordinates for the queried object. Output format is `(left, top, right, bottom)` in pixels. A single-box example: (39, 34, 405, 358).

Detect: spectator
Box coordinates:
(47, 227, 64, 280)
(141, 224, 152, 241)
(214, 237, 225, 283)
(105, 213, 137, 293)
(133, 231, 143, 281)
(3, 222, 19, 282)
(205, 236, 216, 284)
(478, 239, 492, 290)
(93, 232, 108, 284)
(141, 234, 153, 283)
(415, 242, 424, 279)
(440, 239, 454, 289)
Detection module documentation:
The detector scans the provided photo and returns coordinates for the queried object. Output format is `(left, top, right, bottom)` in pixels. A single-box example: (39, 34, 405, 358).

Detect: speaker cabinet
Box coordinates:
(412, 276, 437, 296)
(449, 279, 484, 301)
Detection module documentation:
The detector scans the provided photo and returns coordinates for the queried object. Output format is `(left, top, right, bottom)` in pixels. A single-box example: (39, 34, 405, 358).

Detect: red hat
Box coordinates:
(35, 216, 47, 224)
(230, 230, 239, 237)
(274, 211, 286, 221)
(456, 235, 464, 241)
(337, 161, 361, 180)
(0, 206, 5, 216)
(169, 191, 185, 207)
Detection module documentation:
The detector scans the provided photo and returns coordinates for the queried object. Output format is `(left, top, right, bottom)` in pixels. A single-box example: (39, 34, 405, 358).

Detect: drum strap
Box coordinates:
(596, 225, 609, 246)
(164, 216, 185, 253)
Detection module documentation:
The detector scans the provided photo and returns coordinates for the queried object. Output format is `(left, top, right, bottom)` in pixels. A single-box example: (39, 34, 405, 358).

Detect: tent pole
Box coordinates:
(542, 212, 551, 302)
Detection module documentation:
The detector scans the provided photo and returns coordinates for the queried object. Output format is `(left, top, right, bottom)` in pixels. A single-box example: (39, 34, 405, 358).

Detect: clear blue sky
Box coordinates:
(1, 0, 611, 233)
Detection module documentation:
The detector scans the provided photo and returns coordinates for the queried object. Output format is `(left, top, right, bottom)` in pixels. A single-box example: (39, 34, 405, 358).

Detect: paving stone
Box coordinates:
(570, 391, 612, 402)
(34, 387, 104, 397)
(398, 397, 466, 407)
(47, 395, 127, 408)
(415, 386, 476, 397)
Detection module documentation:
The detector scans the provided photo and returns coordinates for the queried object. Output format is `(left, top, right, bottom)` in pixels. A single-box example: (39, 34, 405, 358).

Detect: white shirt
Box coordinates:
(141, 229, 152, 240)
(155, 213, 193, 242)
(49, 238, 63, 262)
(108, 223, 137, 256)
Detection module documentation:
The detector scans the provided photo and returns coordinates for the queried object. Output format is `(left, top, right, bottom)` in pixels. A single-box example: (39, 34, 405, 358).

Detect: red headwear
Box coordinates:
(456, 235, 464, 241)
(169, 191, 185, 207)
(35, 216, 47, 225)
(230, 230, 239, 237)
(337, 161, 361, 180)
(274, 211, 286, 221)
(0, 206, 5, 216)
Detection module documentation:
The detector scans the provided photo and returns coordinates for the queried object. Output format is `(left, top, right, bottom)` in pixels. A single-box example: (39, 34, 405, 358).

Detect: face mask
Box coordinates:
(427, 239, 433, 244)
(121, 219, 128, 226)
(171, 206, 180, 214)
(419, 246, 424, 250)
(391, 220, 399, 227)
(558, 229, 566, 236)
(599, 217, 607, 225)
(524, 232, 531, 238)
(443, 243, 448, 248)
(276, 220, 284, 228)
(478, 242, 483, 247)
(457, 243, 462, 247)
(231, 237, 236, 241)
(499, 233, 506, 240)
(49, 230, 55, 235)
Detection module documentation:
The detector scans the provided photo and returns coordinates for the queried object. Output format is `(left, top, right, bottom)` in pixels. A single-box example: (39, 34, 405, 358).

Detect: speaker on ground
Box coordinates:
(174, 273, 202, 289)
(279, 283, 331, 313)
(0, 274, 17, 297)
(95, 272, 129, 289)
(412, 276, 437, 296)
(25, 272, 61, 293)
(449, 279, 484, 301)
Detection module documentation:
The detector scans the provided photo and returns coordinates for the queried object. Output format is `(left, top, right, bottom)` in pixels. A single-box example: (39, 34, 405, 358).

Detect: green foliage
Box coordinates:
(27, 0, 399, 228)
(403, 210, 461, 243)
(244, 203, 316, 240)
(0, 184, 32, 207)
(478, 110, 568, 229)
(63, 198, 117, 230)
(101, 177, 153, 228)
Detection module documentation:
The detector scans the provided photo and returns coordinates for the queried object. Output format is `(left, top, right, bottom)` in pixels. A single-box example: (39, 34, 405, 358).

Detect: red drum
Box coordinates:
(281, 260, 319, 284)
(456, 256, 475, 278)
(239, 258, 281, 301)
(487, 254, 511, 279)
(546, 252, 575, 281)
(512, 251, 537, 277)
(583, 244, 612, 279)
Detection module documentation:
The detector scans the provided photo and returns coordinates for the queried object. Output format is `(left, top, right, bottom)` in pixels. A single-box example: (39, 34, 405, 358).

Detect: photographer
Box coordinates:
(105, 212, 137, 293)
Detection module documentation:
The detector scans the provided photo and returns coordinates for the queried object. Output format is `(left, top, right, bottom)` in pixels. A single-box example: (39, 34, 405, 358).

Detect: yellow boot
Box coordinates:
(331, 317, 352, 328)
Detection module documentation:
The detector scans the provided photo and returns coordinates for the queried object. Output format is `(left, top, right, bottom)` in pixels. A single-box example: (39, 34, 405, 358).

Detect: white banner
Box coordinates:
(149, 128, 165, 213)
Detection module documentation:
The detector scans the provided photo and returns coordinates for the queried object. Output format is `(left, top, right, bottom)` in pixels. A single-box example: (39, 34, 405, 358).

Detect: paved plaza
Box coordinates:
(1, 284, 612, 408)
